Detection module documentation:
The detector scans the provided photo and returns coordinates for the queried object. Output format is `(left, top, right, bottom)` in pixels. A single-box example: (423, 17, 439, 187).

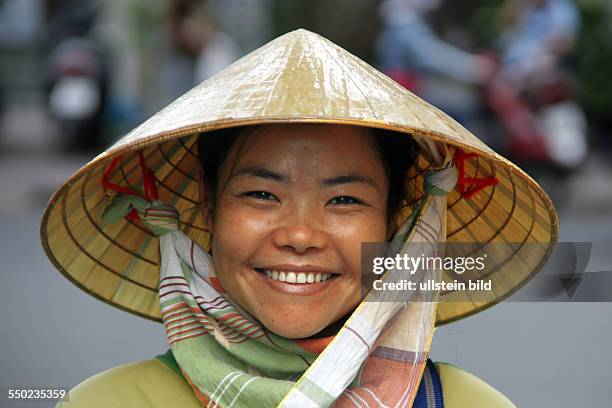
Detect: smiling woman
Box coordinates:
(197, 124, 417, 339)
(42, 29, 557, 408)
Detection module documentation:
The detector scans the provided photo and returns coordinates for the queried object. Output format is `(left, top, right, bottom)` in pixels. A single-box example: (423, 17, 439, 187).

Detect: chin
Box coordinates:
(262, 317, 332, 339)
(269, 326, 318, 339)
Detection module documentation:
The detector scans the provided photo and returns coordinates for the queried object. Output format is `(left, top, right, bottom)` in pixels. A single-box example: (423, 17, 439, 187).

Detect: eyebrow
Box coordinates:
(320, 173, 380, 191)
(231, 166, 380, 191)
(230, 166, 290, 183)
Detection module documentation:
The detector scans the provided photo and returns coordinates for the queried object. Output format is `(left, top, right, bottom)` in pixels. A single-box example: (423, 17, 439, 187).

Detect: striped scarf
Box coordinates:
(101, 160, 457, 408)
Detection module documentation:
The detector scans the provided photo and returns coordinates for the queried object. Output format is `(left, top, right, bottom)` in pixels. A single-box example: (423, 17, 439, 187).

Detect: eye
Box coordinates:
(241, 191, 279, 201)
(328, 196, 362, 206)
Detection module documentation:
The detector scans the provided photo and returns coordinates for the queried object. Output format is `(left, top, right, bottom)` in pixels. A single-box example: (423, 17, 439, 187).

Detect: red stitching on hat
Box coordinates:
(453, 149, 498, 199)
(101, 150, 158, 220)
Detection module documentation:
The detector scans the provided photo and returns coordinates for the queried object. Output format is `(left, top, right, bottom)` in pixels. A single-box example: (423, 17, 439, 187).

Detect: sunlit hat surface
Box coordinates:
(40, 29, 558, 325)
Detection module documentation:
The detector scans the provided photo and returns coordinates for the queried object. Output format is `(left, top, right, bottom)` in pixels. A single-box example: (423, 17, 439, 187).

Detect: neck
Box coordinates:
(305, 311, 353, 339)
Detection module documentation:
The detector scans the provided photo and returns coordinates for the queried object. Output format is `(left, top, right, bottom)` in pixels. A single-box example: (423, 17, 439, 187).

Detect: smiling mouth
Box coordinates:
(253, 268, 338, 284)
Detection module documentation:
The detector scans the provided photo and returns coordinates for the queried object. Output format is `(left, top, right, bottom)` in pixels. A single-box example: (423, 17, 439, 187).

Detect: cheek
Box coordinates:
(211, 200, 273, 265)
(328, 215, 388, 274)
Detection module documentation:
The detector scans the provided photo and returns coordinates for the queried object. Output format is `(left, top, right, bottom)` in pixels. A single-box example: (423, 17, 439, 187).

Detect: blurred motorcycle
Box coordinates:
(46, 37, 107, 151)
(482, 57, 588, 206)
(43, 0, 108, 151)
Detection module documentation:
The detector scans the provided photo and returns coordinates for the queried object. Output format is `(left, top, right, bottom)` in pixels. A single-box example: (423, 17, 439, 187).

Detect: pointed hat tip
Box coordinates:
(272, 29, 338, 50)
(281, 28, 324, 41)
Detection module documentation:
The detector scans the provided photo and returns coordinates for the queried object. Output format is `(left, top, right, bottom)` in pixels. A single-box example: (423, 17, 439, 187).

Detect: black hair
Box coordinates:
(196, 125, 419, 226)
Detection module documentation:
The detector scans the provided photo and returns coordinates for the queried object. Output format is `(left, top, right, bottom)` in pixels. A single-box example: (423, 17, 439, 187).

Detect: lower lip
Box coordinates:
(252, 269, 338, 296)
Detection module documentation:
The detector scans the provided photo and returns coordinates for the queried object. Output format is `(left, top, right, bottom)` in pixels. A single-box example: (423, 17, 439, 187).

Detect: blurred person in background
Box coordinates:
(376, 0, 495, 124)
(167, 0, 239, 86)
(497, 0, 580, 89)
(377, 0, 588, 200)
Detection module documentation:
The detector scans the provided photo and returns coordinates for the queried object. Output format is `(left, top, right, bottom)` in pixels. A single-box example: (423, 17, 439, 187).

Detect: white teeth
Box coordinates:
(262, 269, 335, 284)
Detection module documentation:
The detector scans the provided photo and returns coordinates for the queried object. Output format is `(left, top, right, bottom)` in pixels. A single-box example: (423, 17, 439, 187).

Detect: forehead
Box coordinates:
(232, 124, 383, 170)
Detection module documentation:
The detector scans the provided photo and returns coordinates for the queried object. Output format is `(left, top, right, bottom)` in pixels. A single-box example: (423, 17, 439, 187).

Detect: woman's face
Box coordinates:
(207, 124, 389, 338)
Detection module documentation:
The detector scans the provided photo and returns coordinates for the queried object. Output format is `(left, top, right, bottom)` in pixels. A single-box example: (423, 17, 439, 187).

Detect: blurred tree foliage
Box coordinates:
(574, 0, 612, 127)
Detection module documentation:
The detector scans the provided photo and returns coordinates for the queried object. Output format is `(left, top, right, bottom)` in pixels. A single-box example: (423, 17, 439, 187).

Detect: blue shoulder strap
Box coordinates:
(413, 359, 444, 408)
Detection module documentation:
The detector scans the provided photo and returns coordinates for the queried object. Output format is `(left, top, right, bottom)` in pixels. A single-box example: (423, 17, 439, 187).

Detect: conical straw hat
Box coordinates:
(40, 29, 557, 325)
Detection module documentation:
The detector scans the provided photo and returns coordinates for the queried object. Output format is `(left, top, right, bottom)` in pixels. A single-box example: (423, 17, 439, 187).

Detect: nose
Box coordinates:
(271, 214, 329, 254)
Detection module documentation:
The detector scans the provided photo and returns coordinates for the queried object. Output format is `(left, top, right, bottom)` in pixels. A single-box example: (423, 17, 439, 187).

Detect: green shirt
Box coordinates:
(57, 359, 517, 407)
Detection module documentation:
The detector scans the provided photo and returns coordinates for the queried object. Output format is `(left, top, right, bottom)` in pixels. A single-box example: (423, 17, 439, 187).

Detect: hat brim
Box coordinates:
(40, 30, 558, 325)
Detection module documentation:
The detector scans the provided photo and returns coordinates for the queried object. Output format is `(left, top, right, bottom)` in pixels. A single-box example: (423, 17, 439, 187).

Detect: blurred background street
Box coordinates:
(1, 0, 611, 407)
